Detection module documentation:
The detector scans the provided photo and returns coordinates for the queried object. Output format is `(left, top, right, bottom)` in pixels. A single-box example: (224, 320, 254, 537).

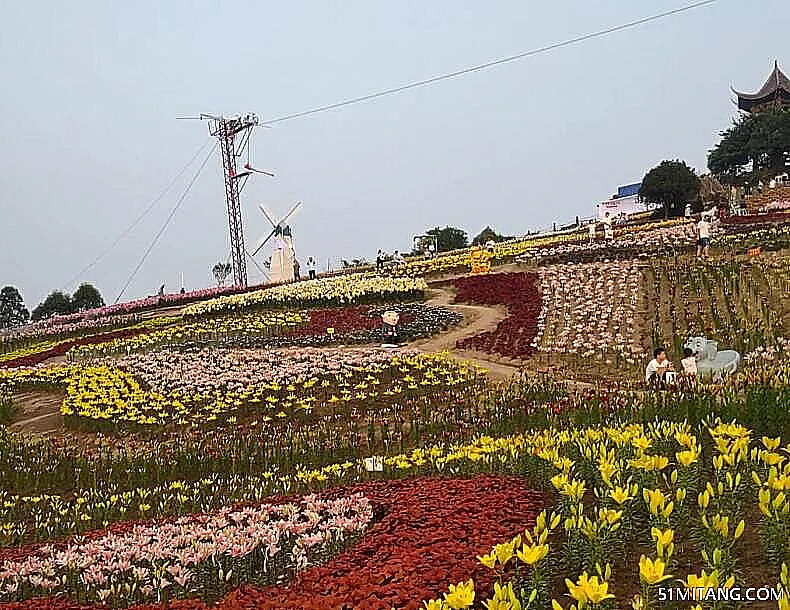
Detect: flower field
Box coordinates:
(536, 261, 646, 359)
(9, 349, 481, 431)
(0, 493, 372, 605)
(452, 273, 541, 360)
(646, 255, 790, 356)
(8, 223, 790, 608)
(183, 276, 427, 316)
(389, 220, 683, 278)
(519, 222, 700, 266)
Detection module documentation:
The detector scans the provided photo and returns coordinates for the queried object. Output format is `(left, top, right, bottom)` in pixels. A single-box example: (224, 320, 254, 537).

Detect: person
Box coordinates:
(376, 249, 384, 272)
(485, 239, 496, 254)
(696, 215, 711, 258)
(293, 259, 301, 281)
(428, 242, 436, 258)
(307, 256, 317, 280)
(393, 250, 405, 265)
(603, 212, 614, 243)
(381, 311, 401, 348)
(681, 347, 697, 377)
(180, 287, 185, 295)
(645, 347, 674, 387)
(588, 221, 596, 244)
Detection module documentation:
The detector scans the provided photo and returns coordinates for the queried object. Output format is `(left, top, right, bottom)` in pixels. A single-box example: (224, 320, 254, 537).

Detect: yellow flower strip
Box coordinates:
(419, 419, 778, 609)
(67, 310, 305, 359)
(183, 276, 427, 317)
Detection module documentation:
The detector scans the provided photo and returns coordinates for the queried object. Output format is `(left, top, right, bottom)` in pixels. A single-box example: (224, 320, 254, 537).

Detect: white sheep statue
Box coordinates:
(683, 336, 740, 380)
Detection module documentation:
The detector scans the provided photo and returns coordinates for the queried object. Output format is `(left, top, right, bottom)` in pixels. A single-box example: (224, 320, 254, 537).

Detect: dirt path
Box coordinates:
(414, 285, 596, 389)
(10, 390, 64, 435)
(408, 287, 523, 380)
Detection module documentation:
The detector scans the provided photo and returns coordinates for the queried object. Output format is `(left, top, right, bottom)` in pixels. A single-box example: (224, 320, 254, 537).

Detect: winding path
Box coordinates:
(410, 287, 522, 380)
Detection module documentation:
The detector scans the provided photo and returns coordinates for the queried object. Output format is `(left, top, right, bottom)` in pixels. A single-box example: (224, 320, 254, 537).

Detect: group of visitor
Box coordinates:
(292, 257, 318, 281)
(376, 250, 406, 272)
(588, 213, 616, 244)
(645, 346, 699, 387)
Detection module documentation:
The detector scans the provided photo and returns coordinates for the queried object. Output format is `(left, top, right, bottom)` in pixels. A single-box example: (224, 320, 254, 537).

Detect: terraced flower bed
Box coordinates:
(453, 272, 541, 360)
(646, 257, 790, 356)
(0, 493, 372, 605)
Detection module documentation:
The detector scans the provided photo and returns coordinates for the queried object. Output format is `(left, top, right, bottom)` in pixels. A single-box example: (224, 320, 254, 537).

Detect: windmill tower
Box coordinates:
(251, 202, 303, 283)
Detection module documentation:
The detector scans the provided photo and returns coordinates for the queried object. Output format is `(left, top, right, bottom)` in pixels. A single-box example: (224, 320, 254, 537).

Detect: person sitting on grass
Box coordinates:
(681, 347, 698, 377)
(645, 347, 674, 388)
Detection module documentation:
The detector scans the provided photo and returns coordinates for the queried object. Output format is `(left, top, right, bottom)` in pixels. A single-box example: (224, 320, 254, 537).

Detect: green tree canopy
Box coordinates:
(426, 226, 469, 252)
(471, 226, 513, 246)
(639, 160, 701, 218)
(31, 291, 72, 322)
(708, 108, 790, 185)
(0, 286, 30, 329)
(71, 283, 104, 312)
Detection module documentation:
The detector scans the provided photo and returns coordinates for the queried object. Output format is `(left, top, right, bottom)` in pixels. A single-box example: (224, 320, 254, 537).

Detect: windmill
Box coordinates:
(251, 202, 303, 283)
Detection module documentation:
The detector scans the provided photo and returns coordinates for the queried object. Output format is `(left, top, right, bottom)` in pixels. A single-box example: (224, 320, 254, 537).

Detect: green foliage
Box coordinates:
(71, 283, 104, 312)
(426, 226, 469, 252)
(31, 291, 72, 322)
(471, 226, 513, 246)
(0, 286, 29, 329)
(708, 108, 790, 184)
(639, 160, 701, 218)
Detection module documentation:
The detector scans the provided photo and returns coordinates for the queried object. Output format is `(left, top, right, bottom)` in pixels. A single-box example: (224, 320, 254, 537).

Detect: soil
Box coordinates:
(410, 286, 518, 380)
(10, 390, 65, 435)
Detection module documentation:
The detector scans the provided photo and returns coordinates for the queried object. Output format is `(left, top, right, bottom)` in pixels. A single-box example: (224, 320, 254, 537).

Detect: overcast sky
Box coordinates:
(1, 0, 787, 307)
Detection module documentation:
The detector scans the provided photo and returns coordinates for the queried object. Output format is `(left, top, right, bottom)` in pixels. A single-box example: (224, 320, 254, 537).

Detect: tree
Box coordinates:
(426, 226, 468, 252)
(212, 262, 232, 286)
(71, 283, 104, 312)
(471, 226, 512, 246)
(639, 160, 701, 218)
(0, 286, 29, 329)
(699, 174, 728, 207)
(31, 291, 72, 322)
(708, 109, 790, 185)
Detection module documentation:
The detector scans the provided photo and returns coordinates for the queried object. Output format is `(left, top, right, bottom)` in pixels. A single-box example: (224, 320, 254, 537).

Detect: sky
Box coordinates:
(0, 0, 788, 307)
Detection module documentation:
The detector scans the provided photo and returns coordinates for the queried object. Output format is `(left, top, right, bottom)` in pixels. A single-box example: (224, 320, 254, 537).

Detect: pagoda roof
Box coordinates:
(733, 60, 790, 111)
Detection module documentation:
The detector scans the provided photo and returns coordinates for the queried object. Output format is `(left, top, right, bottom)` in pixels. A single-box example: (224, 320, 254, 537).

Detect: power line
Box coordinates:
(261, 0, 721, 126)
(65, 139, 213, 291)
(114, 143, 217, 304)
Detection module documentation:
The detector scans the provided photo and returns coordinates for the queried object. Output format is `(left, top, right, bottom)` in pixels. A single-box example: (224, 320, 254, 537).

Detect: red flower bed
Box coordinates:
(0, 327, 152, 369)
(5, 475, 541, 610)
(244, 475, 540, 610)
(285, 306, 389, 337)
(453, 272, 542, 360)
(721, 212, 790, 226)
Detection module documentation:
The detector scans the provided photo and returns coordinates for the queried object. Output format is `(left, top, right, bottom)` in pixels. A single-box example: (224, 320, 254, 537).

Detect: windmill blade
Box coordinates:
(258, 204, 279, 228)
(246, 250, 269, 280)
(251, 227, 278, 257)
(279, 201, 303, 227)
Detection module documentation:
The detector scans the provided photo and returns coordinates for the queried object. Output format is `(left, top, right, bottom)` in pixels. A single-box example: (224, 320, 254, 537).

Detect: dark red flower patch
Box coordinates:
(222, 475, 541, 610)
(3, 475, 541, 610)
(721, 212, 790, 226)
(453, 272, 541, 360)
